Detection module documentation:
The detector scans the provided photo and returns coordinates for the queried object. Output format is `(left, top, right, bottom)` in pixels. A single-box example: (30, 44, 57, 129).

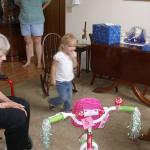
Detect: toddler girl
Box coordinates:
(48, 33, 77, 112)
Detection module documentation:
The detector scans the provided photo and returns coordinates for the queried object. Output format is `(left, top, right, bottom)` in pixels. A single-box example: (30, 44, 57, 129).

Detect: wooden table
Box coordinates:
(91, 43, 150, 106)
(76, 44, 90, 77)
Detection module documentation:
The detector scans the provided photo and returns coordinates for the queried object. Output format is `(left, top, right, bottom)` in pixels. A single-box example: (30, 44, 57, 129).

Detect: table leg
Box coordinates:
(93, 80, 119, 93)
(86, 49, 88, 72)
(86, 47, 90, 73)
(77, 52, 81, 77)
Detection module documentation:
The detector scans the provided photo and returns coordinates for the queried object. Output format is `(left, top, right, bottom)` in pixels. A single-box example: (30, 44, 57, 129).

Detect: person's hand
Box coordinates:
(68, 51, 77, 67)
(0, 102, 27, 116)
(68, 51, 76, 58)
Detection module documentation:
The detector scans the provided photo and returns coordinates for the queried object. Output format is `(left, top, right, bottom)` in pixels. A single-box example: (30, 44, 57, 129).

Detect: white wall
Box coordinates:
(65, 0, 150, 68)
(66, 0, 150, 42)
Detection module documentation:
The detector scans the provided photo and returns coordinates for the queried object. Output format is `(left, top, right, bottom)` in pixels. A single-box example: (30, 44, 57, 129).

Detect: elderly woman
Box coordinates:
(0, 34, 32, 150)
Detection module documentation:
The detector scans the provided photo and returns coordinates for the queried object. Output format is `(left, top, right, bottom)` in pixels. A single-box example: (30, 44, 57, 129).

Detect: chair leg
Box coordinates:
(72, 80, 77, 93)
(45, 74, 50, 96)
(40, 73, 49, 96)
(90, 73, 96, 85)
(115, 86, 119, 92)
(7, 79, 15, 96)
(40, 73, 46, 96)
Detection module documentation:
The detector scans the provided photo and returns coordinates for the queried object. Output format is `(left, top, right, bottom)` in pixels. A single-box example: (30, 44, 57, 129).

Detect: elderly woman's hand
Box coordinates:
(0, 101, 27, 116)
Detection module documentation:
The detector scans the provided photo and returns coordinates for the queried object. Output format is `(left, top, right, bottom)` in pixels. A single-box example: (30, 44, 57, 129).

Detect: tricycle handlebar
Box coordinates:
(47, 106, 136, 125)
(41, 105, 141, 150)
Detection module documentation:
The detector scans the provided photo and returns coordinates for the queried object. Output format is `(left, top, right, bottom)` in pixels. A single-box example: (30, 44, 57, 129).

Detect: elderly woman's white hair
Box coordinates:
(0, 33, 10, 54)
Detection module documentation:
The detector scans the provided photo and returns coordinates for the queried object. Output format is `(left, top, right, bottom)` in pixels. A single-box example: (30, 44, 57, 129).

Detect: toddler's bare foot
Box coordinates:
(22, 62, 30, 68)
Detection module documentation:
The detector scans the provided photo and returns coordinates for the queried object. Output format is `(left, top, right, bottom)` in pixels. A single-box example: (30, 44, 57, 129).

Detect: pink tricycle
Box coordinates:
(41, 97, 141, 150)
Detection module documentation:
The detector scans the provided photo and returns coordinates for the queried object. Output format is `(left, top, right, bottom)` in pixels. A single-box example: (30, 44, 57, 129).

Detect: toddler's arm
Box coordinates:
(50, 60, 57, 85)
(70, 51, 77, 68)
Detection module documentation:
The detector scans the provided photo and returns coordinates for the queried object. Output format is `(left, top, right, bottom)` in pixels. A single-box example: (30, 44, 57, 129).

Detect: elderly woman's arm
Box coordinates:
(0, 91, 27, 115)
(0, 91, 12, 102)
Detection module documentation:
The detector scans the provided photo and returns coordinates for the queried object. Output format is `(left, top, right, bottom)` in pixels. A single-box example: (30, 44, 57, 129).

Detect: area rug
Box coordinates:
(2, 72, 150, 150)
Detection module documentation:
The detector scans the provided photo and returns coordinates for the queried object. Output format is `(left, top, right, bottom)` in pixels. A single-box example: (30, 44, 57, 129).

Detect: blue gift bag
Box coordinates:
(92, 24, 121, 45)
(142, 44, 150, 52)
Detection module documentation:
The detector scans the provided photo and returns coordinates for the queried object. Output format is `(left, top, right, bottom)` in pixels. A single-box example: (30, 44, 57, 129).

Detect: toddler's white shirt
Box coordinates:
(54, 51, 74, 82)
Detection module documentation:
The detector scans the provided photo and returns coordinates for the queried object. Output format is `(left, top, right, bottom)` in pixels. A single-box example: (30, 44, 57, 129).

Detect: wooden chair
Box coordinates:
(40, 33, 77, 96)
(40, 33, 61, 96)
(0, 74, 15, 96)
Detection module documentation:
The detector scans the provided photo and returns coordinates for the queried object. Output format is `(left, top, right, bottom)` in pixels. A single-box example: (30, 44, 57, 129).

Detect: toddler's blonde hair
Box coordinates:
(59, 33, 77, 50)
(0, 33, 10, 54)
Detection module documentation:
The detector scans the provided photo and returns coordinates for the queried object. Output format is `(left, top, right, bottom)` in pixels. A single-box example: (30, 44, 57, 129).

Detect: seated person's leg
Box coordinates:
(0, 107, 27, 150)
(8, 96, 30, 128)
(7, 96, 32, 149)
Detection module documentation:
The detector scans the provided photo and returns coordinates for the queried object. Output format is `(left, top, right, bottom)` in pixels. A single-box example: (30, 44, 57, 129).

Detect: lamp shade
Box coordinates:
(72, 0, 80, 5)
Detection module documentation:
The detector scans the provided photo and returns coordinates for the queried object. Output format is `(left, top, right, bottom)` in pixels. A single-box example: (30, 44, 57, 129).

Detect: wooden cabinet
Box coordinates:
(0, 0, 25, 61)
(0, 0, 65, 61)
(91, 44, 150, 85)
(44, 0, 65, 36)
(0, 23, 25, 61)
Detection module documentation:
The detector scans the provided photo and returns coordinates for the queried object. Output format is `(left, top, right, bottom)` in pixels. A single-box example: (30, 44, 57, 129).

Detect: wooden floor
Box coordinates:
(0, 61, 42, 89)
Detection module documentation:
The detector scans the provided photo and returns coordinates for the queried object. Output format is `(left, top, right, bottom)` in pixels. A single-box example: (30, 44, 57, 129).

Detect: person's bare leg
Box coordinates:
(23, 36, 34, 67)
(33, 36, 42, 68)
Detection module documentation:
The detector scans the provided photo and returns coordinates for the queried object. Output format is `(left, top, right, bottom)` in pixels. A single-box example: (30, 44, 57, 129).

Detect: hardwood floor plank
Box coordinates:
(0, 62, 42, 89)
